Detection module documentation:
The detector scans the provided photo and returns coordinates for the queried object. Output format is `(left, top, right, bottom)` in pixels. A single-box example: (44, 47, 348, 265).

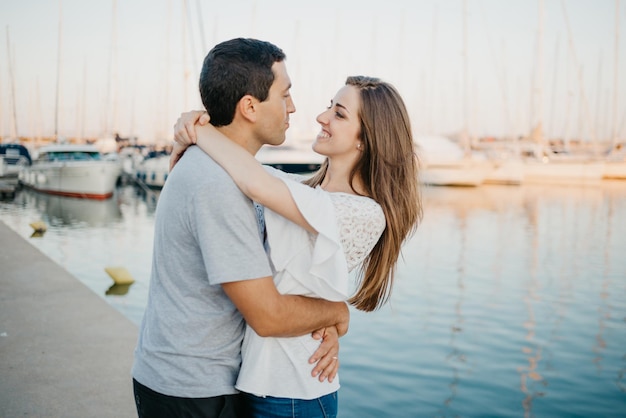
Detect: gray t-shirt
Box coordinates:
(132, 146, 272, 398)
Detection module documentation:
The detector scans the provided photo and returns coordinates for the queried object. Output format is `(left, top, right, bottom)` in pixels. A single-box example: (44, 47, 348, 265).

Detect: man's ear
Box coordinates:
(237, 95, 258, 123)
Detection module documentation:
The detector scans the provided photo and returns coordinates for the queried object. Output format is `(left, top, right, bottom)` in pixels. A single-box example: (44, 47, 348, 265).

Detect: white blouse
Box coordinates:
(235, 167, 386, 399)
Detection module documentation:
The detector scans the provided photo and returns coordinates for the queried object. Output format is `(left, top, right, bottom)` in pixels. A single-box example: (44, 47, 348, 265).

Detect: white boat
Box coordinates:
(517, 124, 605, 184)
(603, 144, 626, 179)
(0, 144, 32, 179)
(604, 161, 626, 179)
(484, 155, 525, 185)
(118, 146, 146, 177)
(522, 148, 605, 184)
(416, 136, 492, 187)
(134, 154, 170, 189)
(93, 134, 119, 155)
(474, 142, 525, 185)
(18, 144, 122, 200)
(132, 143, 324, 190)
(256, 144, 324, 173)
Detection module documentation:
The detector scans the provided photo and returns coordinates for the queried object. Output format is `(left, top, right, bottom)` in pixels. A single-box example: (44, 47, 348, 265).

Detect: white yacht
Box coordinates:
(19, 144, 122, 200)
(415, 136, 492, 187)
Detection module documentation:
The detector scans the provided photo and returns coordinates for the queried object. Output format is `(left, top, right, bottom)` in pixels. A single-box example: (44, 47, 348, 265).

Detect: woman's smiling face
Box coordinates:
(313, 85, 363, 159)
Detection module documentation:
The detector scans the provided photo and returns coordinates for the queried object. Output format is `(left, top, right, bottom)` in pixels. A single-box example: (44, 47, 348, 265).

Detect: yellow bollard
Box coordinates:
(104, 266, 135, 285)
(29, 220, 47, 233)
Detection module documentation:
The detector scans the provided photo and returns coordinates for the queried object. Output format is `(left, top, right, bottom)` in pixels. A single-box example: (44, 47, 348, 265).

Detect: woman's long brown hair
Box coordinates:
(304, 76, 423, 311)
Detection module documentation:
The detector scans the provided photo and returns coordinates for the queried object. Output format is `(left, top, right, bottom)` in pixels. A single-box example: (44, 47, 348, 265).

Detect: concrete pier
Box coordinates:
(0, 221, 139, 417)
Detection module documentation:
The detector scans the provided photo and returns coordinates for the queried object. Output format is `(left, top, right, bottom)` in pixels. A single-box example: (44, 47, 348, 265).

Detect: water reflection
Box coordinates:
(1, 182, 625, 417)
(397, 182, 626, 417)
(14, 188, 123, 227)
(441, 215, 467, 415)
(30, 230, 46, 238)
(132, 187, 160, 214)
(518, 264, 546, 417)
(106, 283, 134, 296)
(518, 187, 546, 417)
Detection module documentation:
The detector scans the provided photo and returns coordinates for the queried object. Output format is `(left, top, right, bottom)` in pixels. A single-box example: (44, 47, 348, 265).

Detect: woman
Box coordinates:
(172, 76, 422, 417)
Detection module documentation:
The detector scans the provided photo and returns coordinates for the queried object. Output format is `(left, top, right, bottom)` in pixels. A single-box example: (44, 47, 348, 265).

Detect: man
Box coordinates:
(131, 38, 348, 417)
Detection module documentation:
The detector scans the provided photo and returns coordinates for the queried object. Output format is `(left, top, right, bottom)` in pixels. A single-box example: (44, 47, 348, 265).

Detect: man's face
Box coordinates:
(254, 61, 296, 147)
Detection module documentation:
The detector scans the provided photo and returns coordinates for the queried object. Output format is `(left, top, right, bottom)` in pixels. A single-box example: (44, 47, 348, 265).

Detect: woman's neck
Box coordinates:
(320, 159, 367, 196)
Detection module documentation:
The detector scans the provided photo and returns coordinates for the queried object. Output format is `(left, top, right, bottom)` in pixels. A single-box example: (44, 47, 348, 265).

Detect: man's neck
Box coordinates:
(215, 125, 262, 156)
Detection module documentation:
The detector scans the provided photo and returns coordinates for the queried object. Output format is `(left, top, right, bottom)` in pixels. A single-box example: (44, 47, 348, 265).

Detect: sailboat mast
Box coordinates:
(195, 0, 207, 53)
(529, 0, 544, 142)
(549, 36, 560, 141)
(462, 0, 469, 153)
(81, 59, 86, 141)
(429, 4, 438, 134)
(561, 0, 595, 145)
(54, 0, 62, 140)
(611, 0, 620, 148)
(537, 0, 544, 138)
(36, 79, 43, 142)
(184, 0, 199, 88)
(6, 26, 19, 139)
(0, 60, 3, 140)
(104, 0, 118, 137)
(159, 0, 172, 140)
(594, 52, 603, 140)
(181, 0, 189, 110)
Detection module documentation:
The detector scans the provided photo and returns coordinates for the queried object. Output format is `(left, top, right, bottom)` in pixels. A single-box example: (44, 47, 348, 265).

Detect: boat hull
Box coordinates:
(19, 161, 121, 200)
(603, 160, 626, 179)
(523, 159, 605, 184)
(0, 144, 32, 179)
(0, 157, 26, 178)
(416, 135, 492, 187)
(255, 146, 324, 174)
(484, 158, 524, 185)
(420, 160, 492, 187)
(134, 155, 170, 189)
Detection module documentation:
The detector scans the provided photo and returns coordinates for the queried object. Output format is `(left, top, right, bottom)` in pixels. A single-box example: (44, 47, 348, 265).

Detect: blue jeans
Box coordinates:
(242, 391, 338, 418)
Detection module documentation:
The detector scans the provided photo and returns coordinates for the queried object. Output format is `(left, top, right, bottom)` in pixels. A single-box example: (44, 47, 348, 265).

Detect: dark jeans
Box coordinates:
(133, 378, 244, 418)
(241, 391, 338, 418)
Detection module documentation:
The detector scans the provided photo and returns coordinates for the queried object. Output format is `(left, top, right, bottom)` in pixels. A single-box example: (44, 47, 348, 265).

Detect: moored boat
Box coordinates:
(522, 152, 605, 184)
(134, 153, 170, 189)
(0, 143, 32, 179)
(416, 135, 492, 187)
(18, 144, 122, 200)
(603, 143, 626, 179)
(255, 144, 324, 174)
(474, 142, 525, 185)
(484, 156, 524, 185)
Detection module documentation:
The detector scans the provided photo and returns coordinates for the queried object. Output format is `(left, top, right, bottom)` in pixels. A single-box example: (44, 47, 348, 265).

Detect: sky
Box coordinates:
(1, 0, 625, 145)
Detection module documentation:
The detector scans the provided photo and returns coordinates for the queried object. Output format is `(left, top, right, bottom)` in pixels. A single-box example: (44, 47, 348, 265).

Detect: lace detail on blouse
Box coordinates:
(324, 192, 385, 272)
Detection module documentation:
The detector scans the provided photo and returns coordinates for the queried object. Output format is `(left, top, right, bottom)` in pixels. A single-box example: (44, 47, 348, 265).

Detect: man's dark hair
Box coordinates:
(199, 38, 286, 126)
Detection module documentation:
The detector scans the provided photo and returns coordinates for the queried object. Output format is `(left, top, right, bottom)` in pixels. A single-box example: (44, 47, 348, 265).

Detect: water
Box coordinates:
(1, 182, 625, 417)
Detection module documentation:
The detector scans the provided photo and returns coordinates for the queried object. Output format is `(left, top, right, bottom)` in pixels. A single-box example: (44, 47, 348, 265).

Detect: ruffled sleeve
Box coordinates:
(263, 178, 351, 301)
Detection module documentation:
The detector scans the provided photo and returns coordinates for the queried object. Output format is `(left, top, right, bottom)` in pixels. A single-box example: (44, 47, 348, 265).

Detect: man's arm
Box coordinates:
(222, 277, 349, 338)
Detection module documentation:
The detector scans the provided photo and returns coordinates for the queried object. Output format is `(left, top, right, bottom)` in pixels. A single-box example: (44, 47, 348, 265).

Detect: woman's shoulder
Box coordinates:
(330, 192, 381, 209)
(329, 193, 386, 272)
(330, 192, 385, 228)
